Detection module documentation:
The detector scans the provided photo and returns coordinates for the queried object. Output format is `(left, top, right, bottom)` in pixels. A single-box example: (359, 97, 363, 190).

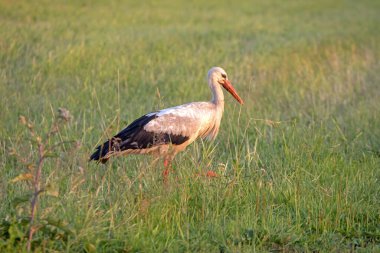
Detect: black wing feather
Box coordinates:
(89, 113, 189, 163)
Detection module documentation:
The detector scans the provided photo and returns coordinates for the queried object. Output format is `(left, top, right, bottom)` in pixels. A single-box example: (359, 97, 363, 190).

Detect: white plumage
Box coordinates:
(144, 102, 216, 140)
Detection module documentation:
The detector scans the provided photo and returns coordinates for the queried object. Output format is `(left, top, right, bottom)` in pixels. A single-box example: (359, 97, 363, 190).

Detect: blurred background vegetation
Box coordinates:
(0, 0, 379, 251)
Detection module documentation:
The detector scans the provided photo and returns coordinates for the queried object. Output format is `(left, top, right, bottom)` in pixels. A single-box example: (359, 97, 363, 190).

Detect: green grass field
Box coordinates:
(1, 0, 379, 252)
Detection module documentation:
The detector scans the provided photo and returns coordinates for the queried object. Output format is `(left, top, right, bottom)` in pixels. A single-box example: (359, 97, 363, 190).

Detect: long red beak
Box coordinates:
(222, 79, 244, 104)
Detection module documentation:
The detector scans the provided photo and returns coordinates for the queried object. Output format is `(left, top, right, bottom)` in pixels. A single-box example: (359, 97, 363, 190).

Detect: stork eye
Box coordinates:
(221, 73, 227, 78)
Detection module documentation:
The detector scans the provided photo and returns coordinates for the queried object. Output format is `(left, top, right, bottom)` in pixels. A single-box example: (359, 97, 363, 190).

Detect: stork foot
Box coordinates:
(205, 170, 218, 178)
(194, 170, 219, 178)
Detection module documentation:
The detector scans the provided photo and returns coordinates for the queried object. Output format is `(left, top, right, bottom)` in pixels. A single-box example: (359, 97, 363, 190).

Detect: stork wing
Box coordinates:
(144, 102, 215, 138)
(89, 102, 214, 163)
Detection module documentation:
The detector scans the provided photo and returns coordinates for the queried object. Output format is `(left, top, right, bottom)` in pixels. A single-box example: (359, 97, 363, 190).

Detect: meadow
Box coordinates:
(0, 0, 379, 252)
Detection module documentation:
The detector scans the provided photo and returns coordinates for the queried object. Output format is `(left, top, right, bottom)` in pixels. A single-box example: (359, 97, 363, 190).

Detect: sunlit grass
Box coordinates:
(1, 0, 379, 251)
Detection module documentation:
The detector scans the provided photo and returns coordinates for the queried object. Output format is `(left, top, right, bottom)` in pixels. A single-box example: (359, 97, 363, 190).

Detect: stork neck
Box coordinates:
(210, 80, 225, 106)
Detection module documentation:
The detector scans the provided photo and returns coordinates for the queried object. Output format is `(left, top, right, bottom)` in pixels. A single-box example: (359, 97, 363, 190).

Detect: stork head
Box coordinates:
(208, 67, 244, 104)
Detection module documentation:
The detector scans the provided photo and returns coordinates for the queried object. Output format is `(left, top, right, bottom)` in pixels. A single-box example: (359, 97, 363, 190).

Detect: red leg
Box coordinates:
(163, 159, 171, 184)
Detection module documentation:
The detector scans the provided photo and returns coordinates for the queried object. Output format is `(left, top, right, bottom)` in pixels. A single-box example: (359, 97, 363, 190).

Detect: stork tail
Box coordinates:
(89, 141, 111, 163)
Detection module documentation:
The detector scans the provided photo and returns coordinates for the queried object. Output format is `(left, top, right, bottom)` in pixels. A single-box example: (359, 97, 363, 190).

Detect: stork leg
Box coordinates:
(163, 158, 172, 183)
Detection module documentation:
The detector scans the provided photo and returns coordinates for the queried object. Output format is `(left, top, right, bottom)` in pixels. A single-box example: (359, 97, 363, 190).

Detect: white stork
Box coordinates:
(90, 67, 243, 173)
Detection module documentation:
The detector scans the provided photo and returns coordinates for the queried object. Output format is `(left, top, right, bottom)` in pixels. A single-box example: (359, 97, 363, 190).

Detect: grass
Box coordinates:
(1, 0, 379, 251)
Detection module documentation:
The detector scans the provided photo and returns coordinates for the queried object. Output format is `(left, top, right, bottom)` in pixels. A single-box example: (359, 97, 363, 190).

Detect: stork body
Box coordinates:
(90, 67, 243, 166)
